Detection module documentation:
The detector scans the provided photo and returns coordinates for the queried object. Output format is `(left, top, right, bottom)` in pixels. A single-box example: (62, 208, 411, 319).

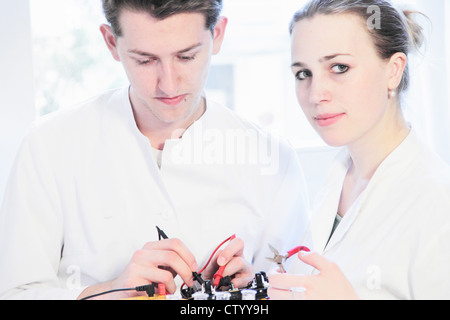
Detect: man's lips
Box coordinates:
(156, 95, 187, 106)
(314, 113, 346, 127)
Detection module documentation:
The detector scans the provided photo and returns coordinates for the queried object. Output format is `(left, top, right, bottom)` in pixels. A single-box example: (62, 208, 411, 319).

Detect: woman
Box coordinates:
(269, 0, 450, 300)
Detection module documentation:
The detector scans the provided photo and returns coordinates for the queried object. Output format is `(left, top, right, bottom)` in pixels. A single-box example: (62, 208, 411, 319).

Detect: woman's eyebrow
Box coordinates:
(319, 53, 353, 62)
(291, 61, 306, 68)
(291, 53, 353, 68)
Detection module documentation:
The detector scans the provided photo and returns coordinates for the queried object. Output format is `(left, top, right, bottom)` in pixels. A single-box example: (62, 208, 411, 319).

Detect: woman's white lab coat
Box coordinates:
(308, 130, 450, 299)
(0, 87, 310, 299)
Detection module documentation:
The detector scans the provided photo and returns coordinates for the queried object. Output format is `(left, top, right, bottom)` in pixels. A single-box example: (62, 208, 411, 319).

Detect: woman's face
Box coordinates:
(291, 13, 402, 148)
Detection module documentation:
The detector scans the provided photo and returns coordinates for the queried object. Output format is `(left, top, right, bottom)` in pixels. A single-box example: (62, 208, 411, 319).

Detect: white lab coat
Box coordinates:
(0, 87, 310, 299)
(305, 130, 450, 299)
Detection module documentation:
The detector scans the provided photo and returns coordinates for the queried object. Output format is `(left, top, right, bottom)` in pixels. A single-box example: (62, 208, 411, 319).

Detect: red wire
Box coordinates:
(198, 234, 235, 274)
(181, 234, 236, 290)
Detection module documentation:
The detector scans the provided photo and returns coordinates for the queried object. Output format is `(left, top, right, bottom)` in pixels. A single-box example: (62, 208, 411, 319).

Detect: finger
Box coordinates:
(201, 249, 222, 280)
(217, 237, 244, 266)
(123, 262, 178, 294)
(231, 273, 254, 289)
(268, 273, 310, 291)
(144, 267, 178, 294)
(144, 238, 198, 271)
(134, 246, 195, 287)
(267, 287, 293, 300)
(222, 256, 252, 277)
(154, 252, 196, 287)
(297, 251, 331, 273)
(223, 257, 254, 288)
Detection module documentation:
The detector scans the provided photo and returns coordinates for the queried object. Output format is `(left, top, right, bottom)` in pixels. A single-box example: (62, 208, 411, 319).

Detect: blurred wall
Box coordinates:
(0, 0, 36, 204)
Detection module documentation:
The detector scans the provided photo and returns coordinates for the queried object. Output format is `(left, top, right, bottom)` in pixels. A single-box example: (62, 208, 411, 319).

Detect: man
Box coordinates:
(0, 0, 310, 300)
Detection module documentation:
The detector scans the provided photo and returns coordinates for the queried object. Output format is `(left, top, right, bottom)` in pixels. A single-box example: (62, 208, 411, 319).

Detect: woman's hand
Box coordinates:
(268, 251, 359, 300)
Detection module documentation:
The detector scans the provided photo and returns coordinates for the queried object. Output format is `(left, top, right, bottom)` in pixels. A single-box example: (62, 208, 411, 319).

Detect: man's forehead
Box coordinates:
(115, 9, 211, 54)
(118, 9, 209, 35)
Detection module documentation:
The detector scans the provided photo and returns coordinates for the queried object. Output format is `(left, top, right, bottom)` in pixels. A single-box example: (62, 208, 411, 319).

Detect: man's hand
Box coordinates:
(268, 251, 359, 300)
(77, 238, 197, 300)
(202, 237, 254, 289)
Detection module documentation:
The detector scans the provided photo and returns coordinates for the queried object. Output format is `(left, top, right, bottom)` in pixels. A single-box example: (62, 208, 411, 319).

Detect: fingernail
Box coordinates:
(217, 256, 226, 266)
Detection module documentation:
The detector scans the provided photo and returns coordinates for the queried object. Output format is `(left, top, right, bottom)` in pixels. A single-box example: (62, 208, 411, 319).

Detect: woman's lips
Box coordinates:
(314, 113, 346, 127)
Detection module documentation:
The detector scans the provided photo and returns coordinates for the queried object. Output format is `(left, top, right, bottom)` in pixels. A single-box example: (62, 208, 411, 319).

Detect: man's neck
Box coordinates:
(130, 93, 206, 150)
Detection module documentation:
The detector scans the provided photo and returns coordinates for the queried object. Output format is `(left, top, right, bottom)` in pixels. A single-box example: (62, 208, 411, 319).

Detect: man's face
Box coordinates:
(102, 10, 227, 127)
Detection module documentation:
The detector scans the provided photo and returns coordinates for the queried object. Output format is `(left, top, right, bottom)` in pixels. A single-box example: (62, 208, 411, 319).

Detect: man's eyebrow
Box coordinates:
(177, 42, 203, 54)
(127, 42, 204, 57)
(291, 53, 353, 68)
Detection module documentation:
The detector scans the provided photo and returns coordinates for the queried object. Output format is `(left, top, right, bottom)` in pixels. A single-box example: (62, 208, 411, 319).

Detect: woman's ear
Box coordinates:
(100, 24, 121, 62)
(387, 52, 407, 91)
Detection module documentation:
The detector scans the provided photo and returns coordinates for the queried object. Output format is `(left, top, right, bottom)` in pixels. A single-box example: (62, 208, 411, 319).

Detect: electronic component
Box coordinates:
(180, 271, 269, 300)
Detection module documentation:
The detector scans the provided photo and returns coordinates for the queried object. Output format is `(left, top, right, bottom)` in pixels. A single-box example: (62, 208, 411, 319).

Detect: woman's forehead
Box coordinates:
(291, 13, 376, 61)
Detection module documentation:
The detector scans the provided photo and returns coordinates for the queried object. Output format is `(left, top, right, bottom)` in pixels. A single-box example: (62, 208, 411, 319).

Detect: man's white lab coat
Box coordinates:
(0, 87, 310, 299)
(306, 130, 450, 299)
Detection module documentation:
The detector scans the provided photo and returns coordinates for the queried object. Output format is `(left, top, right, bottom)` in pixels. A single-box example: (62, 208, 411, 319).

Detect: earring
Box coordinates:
(388, 89, 396, 99)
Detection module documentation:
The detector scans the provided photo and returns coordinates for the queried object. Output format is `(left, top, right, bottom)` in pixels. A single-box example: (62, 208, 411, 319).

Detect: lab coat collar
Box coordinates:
(166, 90, 216, 141)
(114, 86, 222, 207)
(311, 148, 349, 253)
(314, 129, 419, 254)
(111, 87, 176, 211)
(118, 86, 214, 145)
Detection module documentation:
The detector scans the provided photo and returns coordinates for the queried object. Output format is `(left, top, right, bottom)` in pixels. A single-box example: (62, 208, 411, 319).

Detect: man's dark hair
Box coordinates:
(102, 0, 223, 36)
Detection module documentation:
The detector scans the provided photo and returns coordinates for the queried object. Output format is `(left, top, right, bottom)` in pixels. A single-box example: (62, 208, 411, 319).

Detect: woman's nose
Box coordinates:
(308, 75, 332, 105)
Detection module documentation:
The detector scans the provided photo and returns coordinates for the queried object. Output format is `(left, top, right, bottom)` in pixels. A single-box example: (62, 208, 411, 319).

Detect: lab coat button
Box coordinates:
(159, 209, 172, 220)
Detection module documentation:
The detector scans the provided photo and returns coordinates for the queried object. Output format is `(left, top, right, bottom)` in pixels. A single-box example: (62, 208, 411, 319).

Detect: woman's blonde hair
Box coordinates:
(289, 0, 426, 95)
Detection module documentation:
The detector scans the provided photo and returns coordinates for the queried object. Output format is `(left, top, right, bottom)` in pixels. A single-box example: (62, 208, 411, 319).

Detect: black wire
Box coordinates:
(80, 287, 136, 300)
(156, 226, 168, 240)
(80, 284, 155, 300)
(82, 227, 167, 300)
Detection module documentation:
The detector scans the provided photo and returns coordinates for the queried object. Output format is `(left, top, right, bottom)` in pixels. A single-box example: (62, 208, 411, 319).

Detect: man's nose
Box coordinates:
(157, 62, 179, 96)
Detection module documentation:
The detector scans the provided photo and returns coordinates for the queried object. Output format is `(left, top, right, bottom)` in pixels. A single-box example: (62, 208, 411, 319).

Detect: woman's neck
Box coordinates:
(338, 104, 410, 217)
(347, 104, 410, 181)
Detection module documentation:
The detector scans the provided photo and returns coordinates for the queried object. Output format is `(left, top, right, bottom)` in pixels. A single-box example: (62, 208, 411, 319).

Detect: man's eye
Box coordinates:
(178, 54, 196, 62)
(136, 58, 156, 66)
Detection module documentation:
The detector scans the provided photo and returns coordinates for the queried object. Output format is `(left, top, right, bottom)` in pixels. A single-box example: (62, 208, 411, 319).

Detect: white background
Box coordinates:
(1, 0, 449, 204)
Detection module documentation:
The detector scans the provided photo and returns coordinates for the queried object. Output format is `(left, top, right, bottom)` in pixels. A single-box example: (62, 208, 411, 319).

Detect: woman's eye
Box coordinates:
(331, 64, 349, 74)
(295, 70, 312, 81)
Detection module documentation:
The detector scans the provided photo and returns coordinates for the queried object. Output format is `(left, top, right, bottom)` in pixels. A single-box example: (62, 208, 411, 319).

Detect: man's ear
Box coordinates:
(100, 24, 121, 62)
(212, 16, 228, 55)
(387, 52, 407, 91)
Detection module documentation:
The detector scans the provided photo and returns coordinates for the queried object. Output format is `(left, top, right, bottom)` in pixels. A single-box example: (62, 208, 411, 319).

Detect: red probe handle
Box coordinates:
(212, 235, 236, 287)
(286, 246, 310, 258)
(213, 265, 226, 287)
(158, 283, 166, 296)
